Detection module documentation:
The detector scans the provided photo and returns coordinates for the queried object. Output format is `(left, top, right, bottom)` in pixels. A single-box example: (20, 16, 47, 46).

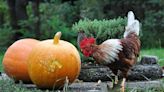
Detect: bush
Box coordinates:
(72, 17, 126, 44)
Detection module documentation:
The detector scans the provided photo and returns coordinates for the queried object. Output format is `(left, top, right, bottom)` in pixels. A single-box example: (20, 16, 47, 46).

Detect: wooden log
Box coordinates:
(78, 65, 113, 82)
(128, 64, 163, 80)
(79, 64, 163, 81)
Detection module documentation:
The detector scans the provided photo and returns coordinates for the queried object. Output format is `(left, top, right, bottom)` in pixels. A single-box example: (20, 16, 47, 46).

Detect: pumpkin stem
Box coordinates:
(54, 32, 62, 44)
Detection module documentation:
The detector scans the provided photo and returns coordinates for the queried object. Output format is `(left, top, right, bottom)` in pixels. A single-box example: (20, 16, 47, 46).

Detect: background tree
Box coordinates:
(0, 0, 164, 50)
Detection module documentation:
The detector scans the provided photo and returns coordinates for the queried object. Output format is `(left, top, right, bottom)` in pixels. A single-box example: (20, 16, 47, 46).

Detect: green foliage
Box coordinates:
(76, 0, 164, 48)
(0, 24, 14, 50)
(0, 0, 8, 26)
(39, 2, 77, 45)
(0, 0, 7, 13)
(72, 17, 126, 44)
(54, 2, 80, 26)
(78, 0, 107, 19)
(0, 0, 164, 49)
(18, 1, 77, 45)
(141, 10, 164, 48)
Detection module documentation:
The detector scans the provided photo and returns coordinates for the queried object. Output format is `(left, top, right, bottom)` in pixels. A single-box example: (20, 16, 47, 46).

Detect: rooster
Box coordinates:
(77, 11, 140, 92)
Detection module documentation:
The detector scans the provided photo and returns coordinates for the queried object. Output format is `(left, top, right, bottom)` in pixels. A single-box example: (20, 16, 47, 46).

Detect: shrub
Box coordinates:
(72, 17, 126, 44)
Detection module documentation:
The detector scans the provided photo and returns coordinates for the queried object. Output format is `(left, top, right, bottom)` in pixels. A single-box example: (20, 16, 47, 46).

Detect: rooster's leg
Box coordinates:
(114, 75, 118, 84)
(95, 80, 101, 86)
(120, 78, 126, 92)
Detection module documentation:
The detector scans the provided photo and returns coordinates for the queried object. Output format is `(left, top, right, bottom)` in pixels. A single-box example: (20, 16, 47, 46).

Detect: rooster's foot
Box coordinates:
(120, 78, 126, 92)
(114, 75, 118, 85)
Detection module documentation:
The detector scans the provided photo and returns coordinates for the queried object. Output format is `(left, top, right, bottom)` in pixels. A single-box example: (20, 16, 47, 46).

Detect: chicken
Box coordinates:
(77, 11, 140, 92)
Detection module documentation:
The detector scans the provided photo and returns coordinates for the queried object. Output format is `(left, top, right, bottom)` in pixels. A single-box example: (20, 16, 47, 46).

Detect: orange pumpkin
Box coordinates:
(27, 32, 81, 89)
(2, 39, 39, 83)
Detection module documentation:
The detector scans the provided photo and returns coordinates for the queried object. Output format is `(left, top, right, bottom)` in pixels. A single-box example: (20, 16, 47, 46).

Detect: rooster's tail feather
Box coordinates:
(127, 11, 135, 26)
(124, 11, 140, 38)
(77, 30, 86, 48)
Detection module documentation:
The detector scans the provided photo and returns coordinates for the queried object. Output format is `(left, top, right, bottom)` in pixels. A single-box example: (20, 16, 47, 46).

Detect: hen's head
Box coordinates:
(77, 31, 96, 57)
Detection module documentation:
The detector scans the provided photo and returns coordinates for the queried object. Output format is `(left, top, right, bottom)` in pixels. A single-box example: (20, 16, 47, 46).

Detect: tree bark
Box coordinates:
(0, 12, 4, 26)
(15, 0, 28, 21)
(7, 0, 19, 29)
(32, 0, 40, 39)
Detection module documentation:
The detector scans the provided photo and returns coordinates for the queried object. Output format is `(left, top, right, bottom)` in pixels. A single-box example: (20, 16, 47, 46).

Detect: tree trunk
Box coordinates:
(0, 12, 4, 26)
(7, 0, 19, 29)
(32, 0, 40, 39)
(15, 0, 28, 21)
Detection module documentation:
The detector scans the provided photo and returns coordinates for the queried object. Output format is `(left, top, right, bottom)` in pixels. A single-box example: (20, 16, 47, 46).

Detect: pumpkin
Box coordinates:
(2, 39, 39, 83)
(27, 32, 81, 89)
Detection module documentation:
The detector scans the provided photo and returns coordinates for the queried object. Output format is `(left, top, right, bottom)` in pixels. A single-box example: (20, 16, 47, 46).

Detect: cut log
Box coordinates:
(79, 64, 163, 81)
(128, 64, 163, 80)
(78, 65, 113, 82)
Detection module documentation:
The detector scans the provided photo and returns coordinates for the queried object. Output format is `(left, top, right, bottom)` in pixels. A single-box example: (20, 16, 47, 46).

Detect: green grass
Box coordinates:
(140, 48, 164, 66)
(0, 78, 163, 92)
(0, 79, 47, 92)
(0, 52, 4, 72)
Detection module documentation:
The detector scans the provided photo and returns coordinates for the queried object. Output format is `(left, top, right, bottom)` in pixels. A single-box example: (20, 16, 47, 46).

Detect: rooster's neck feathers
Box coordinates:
(93, 39, 123, 65)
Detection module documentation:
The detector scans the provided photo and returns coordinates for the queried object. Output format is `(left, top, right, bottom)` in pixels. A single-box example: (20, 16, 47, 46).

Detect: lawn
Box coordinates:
(140, 48, 164, 66)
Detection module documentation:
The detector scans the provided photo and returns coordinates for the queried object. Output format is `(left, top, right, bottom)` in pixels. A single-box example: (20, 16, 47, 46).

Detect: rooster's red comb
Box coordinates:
(80, 37, 95, 48)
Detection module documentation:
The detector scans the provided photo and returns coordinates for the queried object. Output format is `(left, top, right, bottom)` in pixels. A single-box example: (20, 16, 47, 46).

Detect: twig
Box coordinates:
(140, 74, 151, 81)
(63, 76, 69, 92)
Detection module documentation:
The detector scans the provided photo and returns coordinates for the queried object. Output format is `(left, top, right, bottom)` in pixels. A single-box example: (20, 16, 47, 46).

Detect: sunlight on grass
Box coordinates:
(141, 48, 164, 66)
(0, 52, 4, 72)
